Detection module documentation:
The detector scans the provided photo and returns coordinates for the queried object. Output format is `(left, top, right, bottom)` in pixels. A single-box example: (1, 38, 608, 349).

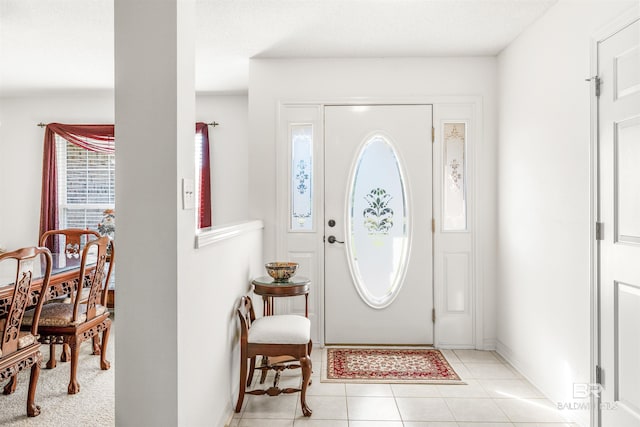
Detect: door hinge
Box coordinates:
(432, 218, 435, 233)
(596, 365, 603, 385)
(596, 222, 604, 241)
(432, 308, 436, 323)
(586, 76, 601, 97)
(432, 127, 435, 143)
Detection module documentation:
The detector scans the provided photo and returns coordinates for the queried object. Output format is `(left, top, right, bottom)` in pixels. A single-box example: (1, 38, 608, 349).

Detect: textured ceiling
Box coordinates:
(0, 0, 558, 95)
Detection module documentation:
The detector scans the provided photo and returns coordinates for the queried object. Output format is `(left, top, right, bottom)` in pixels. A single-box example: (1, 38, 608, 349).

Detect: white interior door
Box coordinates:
(324, 105, 433, 345)
(598, 16, 640, 426)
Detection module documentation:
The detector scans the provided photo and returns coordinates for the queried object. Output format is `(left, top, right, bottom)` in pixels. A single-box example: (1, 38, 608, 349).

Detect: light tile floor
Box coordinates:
(231, 349, 580, 427)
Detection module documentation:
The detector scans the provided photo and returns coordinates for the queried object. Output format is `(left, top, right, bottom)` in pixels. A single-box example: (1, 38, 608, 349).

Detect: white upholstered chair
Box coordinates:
(235, 295, 312, 416)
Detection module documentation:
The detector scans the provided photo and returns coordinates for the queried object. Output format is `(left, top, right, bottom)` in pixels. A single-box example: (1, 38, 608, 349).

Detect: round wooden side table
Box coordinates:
(251, 275, 312, 385)
(251, 276, 310, 318)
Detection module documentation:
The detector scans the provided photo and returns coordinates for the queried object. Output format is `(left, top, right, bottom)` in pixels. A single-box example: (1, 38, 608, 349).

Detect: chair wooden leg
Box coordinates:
(3, 375, 17, 395)
(299, 356, 312, 417)
(235, 351, 247, 412)
(92, 335, 101, 355)
(307, 340, 313, 386)
(26, 356, 42, 417)
(67, 337, 81, 394)
(247, 356, 256, 387)
(100, 322, 111, 370)
(259, 356, 269, 384)
(60, 343, 70, 362)
(46, 343, 57, 369)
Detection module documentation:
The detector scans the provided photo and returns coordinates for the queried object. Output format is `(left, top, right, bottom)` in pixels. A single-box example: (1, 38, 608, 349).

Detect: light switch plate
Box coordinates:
(182, 178, 195, 210)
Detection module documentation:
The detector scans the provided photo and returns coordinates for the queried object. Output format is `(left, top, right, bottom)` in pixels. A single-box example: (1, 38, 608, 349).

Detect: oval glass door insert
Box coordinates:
(347, 135, 410, 308)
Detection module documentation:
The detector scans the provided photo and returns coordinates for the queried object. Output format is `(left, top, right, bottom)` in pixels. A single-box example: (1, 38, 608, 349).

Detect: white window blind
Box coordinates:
(55, 135, 115, 231)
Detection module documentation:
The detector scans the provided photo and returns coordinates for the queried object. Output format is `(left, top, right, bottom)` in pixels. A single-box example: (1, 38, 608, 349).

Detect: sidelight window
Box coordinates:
(442, 122, 467, 231)
(290, 124, 314, 231)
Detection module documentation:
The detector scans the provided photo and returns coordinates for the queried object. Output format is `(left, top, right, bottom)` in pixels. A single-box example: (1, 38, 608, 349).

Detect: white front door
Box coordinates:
(598, 15, 640, 426)
(324, 105, 433, 345)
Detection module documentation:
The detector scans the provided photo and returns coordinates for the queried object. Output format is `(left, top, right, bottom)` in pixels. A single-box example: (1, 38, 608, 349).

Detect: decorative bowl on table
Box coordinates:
(265, 262, 298, 282)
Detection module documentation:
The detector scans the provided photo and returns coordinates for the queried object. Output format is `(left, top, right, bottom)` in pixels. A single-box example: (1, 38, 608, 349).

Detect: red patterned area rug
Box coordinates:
(322, 347, 464, 384)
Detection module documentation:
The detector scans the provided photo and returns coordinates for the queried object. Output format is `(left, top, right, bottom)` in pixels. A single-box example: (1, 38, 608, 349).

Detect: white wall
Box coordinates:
(249, 57, 499, 347)
(198, 95, 249, 226)
(177, 226, 263, 427)
(496, 1, 636, 424)
(0, 93, 248, 249)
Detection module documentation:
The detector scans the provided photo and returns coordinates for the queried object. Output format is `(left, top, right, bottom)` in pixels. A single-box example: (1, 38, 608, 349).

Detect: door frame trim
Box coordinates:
(590, 6, 640, 427)
(276, 95, 484, 349)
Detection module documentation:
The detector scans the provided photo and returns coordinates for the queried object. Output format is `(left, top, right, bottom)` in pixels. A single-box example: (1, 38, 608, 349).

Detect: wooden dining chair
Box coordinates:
(235, 295, 313, 416)
(38, 228, 104, 368)
(0, 246, 52, 417)
(22, 236, 113, 395)
(39, 228, 100, 260)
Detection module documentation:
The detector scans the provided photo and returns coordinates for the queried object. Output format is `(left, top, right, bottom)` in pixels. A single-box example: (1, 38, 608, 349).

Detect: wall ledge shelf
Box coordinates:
(195, 220, 264, 248)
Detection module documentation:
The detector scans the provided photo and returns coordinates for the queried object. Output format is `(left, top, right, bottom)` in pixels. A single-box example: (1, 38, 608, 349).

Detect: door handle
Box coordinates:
(327, 235, 344, 244)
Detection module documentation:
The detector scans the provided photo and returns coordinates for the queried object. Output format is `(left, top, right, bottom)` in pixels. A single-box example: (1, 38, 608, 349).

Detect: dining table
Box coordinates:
(0, 252, 97, 318)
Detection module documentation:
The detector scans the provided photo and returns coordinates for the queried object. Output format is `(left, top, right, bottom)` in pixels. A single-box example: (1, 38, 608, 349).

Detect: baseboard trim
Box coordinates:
(221, 411, 234, 427)
(495, 340, 588, 427)
(482, 338, 497, 350)
(436, 344, 476, 349)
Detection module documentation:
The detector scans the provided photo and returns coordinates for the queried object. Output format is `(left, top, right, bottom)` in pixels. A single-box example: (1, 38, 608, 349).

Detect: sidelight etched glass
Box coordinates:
(443, 123, 467, 231)
(291, 125, 313, 231)
(347, 135, 409, 308)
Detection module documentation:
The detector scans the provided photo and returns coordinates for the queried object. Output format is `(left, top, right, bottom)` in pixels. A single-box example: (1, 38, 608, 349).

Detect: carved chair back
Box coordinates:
(0, 246, 51, 416)
(71, 235, 113, 322)
(39, 228, 100, 260)
(237, 295, 257, 342)
(0, 247, 52, 357)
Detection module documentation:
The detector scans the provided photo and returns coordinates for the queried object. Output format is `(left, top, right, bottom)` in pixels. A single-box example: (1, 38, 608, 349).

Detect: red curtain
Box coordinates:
(196, 122, 212, 229)
(40, 122, 212, 250)
(39, 136, 58, 251)
(39, 124, 115, 251)
(45, 123, 115, 153)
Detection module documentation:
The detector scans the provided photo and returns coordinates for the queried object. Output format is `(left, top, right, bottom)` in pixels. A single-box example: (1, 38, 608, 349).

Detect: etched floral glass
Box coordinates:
(443, 123, 467, 231)
(291, 125, 313, 231)
(347, 135, 409, 308)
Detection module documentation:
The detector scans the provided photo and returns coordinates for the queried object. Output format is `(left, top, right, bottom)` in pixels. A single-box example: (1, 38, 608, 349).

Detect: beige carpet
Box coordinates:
(0, 321, 115, 426)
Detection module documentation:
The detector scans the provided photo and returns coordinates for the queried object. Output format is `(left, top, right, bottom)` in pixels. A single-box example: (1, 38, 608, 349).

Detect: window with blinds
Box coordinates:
(55, 135, 115, 230)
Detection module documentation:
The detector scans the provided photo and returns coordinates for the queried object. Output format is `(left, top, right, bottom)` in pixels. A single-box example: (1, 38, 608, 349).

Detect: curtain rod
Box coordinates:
(38, 121, 220, 127)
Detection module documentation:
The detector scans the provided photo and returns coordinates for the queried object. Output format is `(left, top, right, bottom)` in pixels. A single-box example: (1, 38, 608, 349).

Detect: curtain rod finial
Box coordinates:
(37, 122, 47, 128)
(207, 121, 219, 127)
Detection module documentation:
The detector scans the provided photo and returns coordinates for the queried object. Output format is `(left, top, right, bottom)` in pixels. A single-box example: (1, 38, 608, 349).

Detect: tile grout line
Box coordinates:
(389, 383, 405, 426)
